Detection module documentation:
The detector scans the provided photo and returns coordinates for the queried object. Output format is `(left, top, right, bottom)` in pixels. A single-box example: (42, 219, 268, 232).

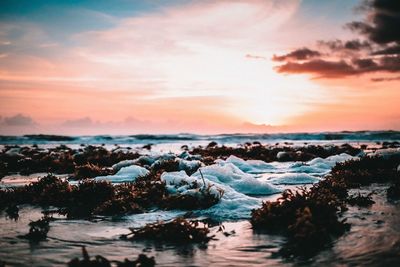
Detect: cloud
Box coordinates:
(62, 117, 93, 127)
(347, 0, 400, 44)
(1, 114, 37, 126)
(276, 56, 400, 77)
(352, 58, 378, 69)
(273, 0, 400, 79)
(245, 54, 267, 60)
(371, 76, 400, 82)
(318, 39, 371, 51)
(272, 48, 321, 61)
(372, 45, 400, 55)
(275, 60, 356, 78)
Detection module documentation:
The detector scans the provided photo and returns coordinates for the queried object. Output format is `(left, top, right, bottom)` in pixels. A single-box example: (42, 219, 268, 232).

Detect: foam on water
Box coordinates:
(192, 163, 280, 195)
(91, 153, 359, 218)
(267, 173, 321, 185)
(161, 171, 264, 220)
(216, 155, 275, 174)
(307, 153, 357, 169)
(95, 165, 149, 183)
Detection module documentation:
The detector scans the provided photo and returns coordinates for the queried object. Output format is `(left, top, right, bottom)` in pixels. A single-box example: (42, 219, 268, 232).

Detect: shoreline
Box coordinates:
(0, 141, 399, 266)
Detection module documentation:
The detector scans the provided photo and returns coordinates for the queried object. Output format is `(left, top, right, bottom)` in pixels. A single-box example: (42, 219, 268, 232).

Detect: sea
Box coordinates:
(0, 131, 399, 266)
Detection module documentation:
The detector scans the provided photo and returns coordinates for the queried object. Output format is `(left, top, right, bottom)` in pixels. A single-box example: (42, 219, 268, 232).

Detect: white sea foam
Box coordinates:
(112, 160, 136, 171)
(216, 155, 275, 174)
(267, 173, 321, 185)
(192, 163, 280, 195)
(161, 170, 263, 220)
(177, 159, 202, 173)
(95, 165, 149, 183)
(216, 153, 357, 176)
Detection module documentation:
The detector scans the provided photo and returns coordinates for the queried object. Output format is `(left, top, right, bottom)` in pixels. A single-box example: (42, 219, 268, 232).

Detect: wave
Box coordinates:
(0, 130, 399, 145)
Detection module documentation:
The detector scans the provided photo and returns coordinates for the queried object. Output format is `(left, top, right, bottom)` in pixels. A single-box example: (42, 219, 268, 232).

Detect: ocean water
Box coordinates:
(1, 130, 400, 146)
(1, 131, 399, 266)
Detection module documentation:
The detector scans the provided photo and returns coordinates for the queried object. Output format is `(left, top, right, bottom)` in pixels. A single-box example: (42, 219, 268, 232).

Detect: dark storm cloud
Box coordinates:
(372, 45, 400, 55)
(275, 60, 357, 78)
(274, 0, 400, 79)
(318, 39, 372, 51)
(344, 40, 372, 50)
(379, 55, 400, 71)
(352, 58, 378, 69)
(272, 48, 321, 62)
(276, 56, 400, 78)
(347, 0, 400, 44)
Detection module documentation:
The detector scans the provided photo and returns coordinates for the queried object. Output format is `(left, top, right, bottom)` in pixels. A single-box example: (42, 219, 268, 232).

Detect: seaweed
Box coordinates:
(71, 163, 113, 180)
(346, 192, 375, 207)
(68, 247, 155, 267)
(142, 144, 153, 150)
(121, 217, 213, 244)
(251, 183, 350, 257)
(13, 174, 72, 207)
(5, 204, 19, 220)
(0, 171, 222, 219)
(123, 174, 167, 208)
(63, 180, 115, 218)
(164, 182, 223, 210)
(381, 141, 400, 149)
(251, 154, 399, 258)
(151, 159, 180, 174)
(0, 145, 140, 177)
(190, 143, 361, 163)
(93, 197, 143, 216)
(387, 181, 400, 200)
(331, 156, 400, 187)
(22, 216, 51, 242)
(115, 254, 156, 267)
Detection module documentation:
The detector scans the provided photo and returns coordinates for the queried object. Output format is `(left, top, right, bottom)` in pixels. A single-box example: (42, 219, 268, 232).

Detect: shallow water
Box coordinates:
(1, 137, 400, 266)
(1, 186, 399, 266)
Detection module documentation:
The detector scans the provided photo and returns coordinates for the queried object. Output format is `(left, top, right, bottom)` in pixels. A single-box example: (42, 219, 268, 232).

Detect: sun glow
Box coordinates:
(1, 0, 399, 134)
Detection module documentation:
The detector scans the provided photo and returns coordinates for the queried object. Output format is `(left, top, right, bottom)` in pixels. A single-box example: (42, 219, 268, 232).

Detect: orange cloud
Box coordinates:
(0, 0, 399, 134)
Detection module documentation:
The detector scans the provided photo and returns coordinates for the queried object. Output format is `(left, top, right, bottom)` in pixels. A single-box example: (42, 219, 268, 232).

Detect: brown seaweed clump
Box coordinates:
(387, 181, 400, 200)
(151, 159, 180, 174)
(251, 184, 349, 257)
(68, 246, 155, 267)
(9, 174, 72, 207)
(0, 172, 223, 219)
(331, 155, 400, 187)
(163, 178, 224, 210)
(346, 192, 375, 207)
(250, 154, 399, 258)
(0, 145, 140, 177)
(5, 204, 19, 220)
(71, 163, 114, 180)
(22, 216, 51, 242)
(121, 218, 213, 244)
(62, 180, 116, 218)
(190, 142, 361, 163)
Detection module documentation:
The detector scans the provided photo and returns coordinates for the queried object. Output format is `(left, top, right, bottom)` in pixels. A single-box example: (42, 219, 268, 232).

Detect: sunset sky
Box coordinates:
(0, 0, 399, 134)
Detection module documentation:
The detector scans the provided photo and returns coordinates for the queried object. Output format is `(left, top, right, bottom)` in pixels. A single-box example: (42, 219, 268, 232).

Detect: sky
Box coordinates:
(0, 0, 399, 135)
